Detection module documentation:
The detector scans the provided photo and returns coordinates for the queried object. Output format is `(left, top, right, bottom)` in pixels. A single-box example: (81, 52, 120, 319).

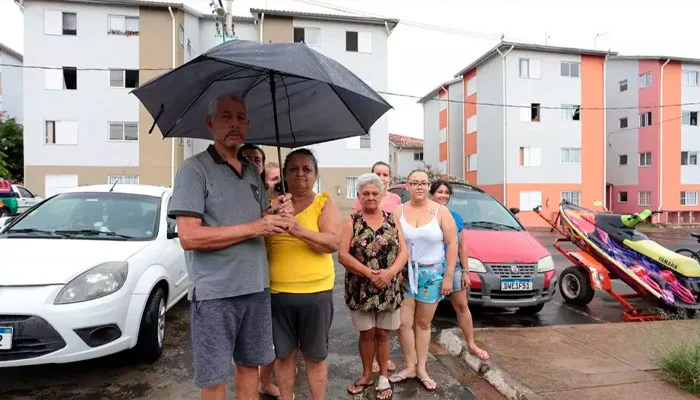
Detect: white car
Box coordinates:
(13, 184, 43, 214)
(0, 184, 188, 367)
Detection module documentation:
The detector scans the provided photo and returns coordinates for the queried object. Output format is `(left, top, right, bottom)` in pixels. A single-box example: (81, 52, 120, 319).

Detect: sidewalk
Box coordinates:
(438, 319, 700, 400)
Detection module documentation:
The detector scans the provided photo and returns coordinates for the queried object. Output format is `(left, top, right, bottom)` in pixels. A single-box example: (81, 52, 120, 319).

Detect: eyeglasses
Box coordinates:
(408, 181, 430, 187)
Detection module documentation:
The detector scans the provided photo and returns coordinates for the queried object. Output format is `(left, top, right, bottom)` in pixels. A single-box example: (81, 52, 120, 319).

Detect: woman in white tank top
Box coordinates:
(389, 170, 458, 392)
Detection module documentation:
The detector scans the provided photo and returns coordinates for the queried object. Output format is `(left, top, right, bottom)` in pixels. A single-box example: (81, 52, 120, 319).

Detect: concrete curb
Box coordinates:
(436, 329, 545, 400)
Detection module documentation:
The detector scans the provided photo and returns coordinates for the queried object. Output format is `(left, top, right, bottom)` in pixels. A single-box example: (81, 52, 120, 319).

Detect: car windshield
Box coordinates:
(3, 192, 160, 240)
(448, 189, 523, 231)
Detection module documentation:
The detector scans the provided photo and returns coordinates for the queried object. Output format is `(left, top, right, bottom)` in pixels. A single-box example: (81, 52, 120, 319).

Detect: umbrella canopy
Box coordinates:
(131, 40, 392, 148)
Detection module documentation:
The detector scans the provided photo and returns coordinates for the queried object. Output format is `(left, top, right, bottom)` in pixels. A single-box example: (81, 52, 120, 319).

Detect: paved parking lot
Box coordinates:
(1, 231, 696, 399)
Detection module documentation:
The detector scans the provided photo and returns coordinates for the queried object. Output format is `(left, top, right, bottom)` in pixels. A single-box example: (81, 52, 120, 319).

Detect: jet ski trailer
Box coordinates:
(535, 202, 700, 322)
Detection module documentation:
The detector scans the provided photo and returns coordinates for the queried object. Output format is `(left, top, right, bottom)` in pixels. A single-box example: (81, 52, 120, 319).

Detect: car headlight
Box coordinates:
(55, 261, 128, 305)
(537, 255, 555, 272)
(468, 257, 486, 273)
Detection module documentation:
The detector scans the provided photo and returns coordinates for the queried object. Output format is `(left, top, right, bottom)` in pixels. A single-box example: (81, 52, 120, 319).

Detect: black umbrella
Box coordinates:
(131, 39, 392, 166)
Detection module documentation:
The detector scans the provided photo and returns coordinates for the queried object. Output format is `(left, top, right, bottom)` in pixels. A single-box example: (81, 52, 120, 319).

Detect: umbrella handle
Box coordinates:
(269, 70, 286, 195)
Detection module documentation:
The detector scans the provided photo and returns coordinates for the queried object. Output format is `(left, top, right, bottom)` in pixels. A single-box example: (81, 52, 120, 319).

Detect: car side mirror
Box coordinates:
(509, 207, 520, 215)
(167, 223, 178, 239)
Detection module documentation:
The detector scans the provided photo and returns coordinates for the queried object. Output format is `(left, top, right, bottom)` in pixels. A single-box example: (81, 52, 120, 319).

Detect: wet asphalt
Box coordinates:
(1, 231, 697, 399)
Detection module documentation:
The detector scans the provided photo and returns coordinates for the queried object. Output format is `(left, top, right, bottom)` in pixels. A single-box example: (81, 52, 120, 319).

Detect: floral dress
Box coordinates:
(345, 210, 404, 312)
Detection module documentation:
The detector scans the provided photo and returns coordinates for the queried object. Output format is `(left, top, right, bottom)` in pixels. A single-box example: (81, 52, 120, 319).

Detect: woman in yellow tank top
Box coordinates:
(266, 148, 341, 400)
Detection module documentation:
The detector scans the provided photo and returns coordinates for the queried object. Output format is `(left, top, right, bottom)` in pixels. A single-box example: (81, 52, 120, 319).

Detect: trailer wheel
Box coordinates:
(559, 266, 595, 306)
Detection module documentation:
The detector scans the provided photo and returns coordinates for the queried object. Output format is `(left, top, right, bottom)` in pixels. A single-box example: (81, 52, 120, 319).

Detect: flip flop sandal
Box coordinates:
(388, 372, 412, 384)
(419, 378, 437, 392)
(347, 379, 372, 395)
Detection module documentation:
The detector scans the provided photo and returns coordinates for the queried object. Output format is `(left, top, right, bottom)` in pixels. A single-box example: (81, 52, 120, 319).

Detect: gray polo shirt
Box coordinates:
(168, 145, 269, 301)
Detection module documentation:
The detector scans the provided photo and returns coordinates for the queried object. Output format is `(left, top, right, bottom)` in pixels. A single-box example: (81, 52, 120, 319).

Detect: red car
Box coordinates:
(389, 181, 557, 314)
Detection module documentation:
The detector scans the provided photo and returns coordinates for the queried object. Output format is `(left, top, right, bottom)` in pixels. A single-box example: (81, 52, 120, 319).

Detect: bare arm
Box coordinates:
(459, 229, 469, 271)
(177, 216, 270, 252)
(287, 196, 342, 253)
(389, 212, 409, 276)
(439, 206, 458, 280)
(338, 216, 373, 278)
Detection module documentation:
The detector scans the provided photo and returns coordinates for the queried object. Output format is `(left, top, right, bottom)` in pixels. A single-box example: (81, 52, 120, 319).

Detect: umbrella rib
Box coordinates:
(279, 74, 298, 147)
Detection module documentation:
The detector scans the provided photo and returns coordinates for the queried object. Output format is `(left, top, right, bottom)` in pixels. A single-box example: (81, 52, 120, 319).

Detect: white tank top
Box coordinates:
(399, 204, 445, 265)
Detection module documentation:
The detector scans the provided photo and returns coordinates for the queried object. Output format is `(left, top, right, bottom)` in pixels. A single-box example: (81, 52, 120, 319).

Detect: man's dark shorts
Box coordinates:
(271, 290, 333, 362)
(190, 289, 275, 388)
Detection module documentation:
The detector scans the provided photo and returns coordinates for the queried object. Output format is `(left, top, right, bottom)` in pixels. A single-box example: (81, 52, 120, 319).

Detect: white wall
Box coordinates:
(606, 58, 639, 186)
(0, 50, 23, 123)
(505, 49, 582, 184)
(292, 18, 390, 167)
(422, 96, 439, 171)
(447, 80, 463, 178)
(23, 1, 139, 167)
(475, 55, 504, 185)
(390, 144, 423, 177)
(681, 62, 700, 184)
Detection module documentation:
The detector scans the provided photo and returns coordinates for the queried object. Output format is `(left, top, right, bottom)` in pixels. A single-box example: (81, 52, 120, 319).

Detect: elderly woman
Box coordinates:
(389, 170, 457, 392)
(266, 148, 342, 400)
(353, 161, 402, 214)
(430, 180, 488, 360)
(339, 173, 408, 399)
(265, 161, 282, 196)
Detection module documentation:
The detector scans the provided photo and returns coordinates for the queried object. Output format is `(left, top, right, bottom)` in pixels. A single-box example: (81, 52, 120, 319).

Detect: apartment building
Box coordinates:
(421, 41, 612, 227)
(388, 133, 423, 178)
(418, 78, 463, 179)
(0, 42, 23, 122)
(245, 9, 398, 211)
(606, 56, 700, 224)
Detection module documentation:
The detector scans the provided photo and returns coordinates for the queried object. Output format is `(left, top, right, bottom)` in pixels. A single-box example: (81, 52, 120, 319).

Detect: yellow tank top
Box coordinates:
(266, 192, 335, 293)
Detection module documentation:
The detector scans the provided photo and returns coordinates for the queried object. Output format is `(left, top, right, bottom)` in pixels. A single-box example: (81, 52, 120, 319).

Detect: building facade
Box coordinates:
(422, 42, 611, 227)
(388, 133, 423, 178)
(0, 42, 23, 122)
(606, 56, 700, 224)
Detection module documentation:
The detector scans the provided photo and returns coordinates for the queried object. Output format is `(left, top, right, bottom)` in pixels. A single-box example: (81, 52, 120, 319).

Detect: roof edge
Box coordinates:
(0, 43, 23, 61)
(249, 7, 399, 28)
(416, 77, 461, 104)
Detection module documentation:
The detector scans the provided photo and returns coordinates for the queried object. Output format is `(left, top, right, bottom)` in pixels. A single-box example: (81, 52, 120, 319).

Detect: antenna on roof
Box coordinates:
(109, 161, 133, 192)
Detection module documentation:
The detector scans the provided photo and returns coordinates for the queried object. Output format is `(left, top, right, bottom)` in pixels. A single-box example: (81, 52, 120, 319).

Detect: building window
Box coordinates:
(639, 112, 652, 127)
(345, 177, 358, 198)
(414, 152, 423, 161)
(520, 103, 541, 122)
(619, 117, 628, 128)
(639, 152, 652, 166)
(619, 154, 628, 165)
(519, 191, 542, 211)
(108, 15, 139, 35)
(45, 67, 77, 90)
(682, 71, 699, 87)
(45, 120, 78, 145)
(619, 79, 628, 92)
(639, 191, 651, 206)
(293, 27, 320, 47)
(618, 191, 628, 203)
(466, 77, 477, 96)
(560, 61, 580, 78)
(560, 147, 581, 164)
(109, 122, 139, 142)
(467, 154, 477, 171)
(109, 69, 139, 88)
(519, 58, 541, 79)
(639, 72, 652, 88)
(682, 111, 698, 126)
(360, 134, 371, 149)
(681, 151, 699, 166)
(440, 127, 447, 142)
(439, 160, 447, 174)
(313, 177, 322, 193)
(561, 191, 581, 206)
(179, 25, 184, 46)
(108, 175, 139, 185)
(681, 191, 699, 206)
(561, 104, 581, 121)
(346, 31, 372, 53)
(467, 115, 477, 133)
(519, 147, 541, 167)
(44, 11, 77, 35)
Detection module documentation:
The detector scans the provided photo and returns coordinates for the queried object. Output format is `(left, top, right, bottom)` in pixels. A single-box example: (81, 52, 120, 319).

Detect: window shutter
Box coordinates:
(530, 59, 542, 79)
(44, 10, 62, 35)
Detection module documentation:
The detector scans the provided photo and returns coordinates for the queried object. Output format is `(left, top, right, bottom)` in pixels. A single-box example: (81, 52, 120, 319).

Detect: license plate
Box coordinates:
(500, 279, 533, 291)
(0, 327, 12, 350)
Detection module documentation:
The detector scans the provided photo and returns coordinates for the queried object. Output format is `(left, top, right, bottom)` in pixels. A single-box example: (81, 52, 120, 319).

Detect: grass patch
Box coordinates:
(656, 338, 700, 395)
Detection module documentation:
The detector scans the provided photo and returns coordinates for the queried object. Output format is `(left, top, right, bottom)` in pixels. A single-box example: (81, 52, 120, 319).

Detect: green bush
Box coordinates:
(657, 339, 700, 395)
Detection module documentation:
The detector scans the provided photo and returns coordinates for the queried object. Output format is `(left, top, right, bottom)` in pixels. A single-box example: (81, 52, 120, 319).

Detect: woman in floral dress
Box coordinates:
(339, 173, 408, 400)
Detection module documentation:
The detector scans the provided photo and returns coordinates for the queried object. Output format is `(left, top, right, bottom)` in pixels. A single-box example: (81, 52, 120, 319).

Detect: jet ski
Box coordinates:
(558, 202, 700, 311)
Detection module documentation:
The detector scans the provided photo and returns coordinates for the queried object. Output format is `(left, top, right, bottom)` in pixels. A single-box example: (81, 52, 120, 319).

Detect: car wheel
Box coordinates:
(559, 266, 595, 306)
(516, 303, 545, 315)
(134, 286, 166, 363)
(0, 207, 10, 218)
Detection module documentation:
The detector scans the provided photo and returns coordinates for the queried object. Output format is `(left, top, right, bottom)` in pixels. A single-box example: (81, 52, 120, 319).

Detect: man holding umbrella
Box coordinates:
(168, 94, 292, 400)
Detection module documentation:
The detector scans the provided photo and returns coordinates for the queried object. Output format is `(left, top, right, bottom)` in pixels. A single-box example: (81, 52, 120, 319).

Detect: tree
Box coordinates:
(0, 116, 23, 182)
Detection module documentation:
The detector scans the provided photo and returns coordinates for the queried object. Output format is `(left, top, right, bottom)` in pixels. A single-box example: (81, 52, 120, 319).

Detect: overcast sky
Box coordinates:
(2, 0, 700, 138)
